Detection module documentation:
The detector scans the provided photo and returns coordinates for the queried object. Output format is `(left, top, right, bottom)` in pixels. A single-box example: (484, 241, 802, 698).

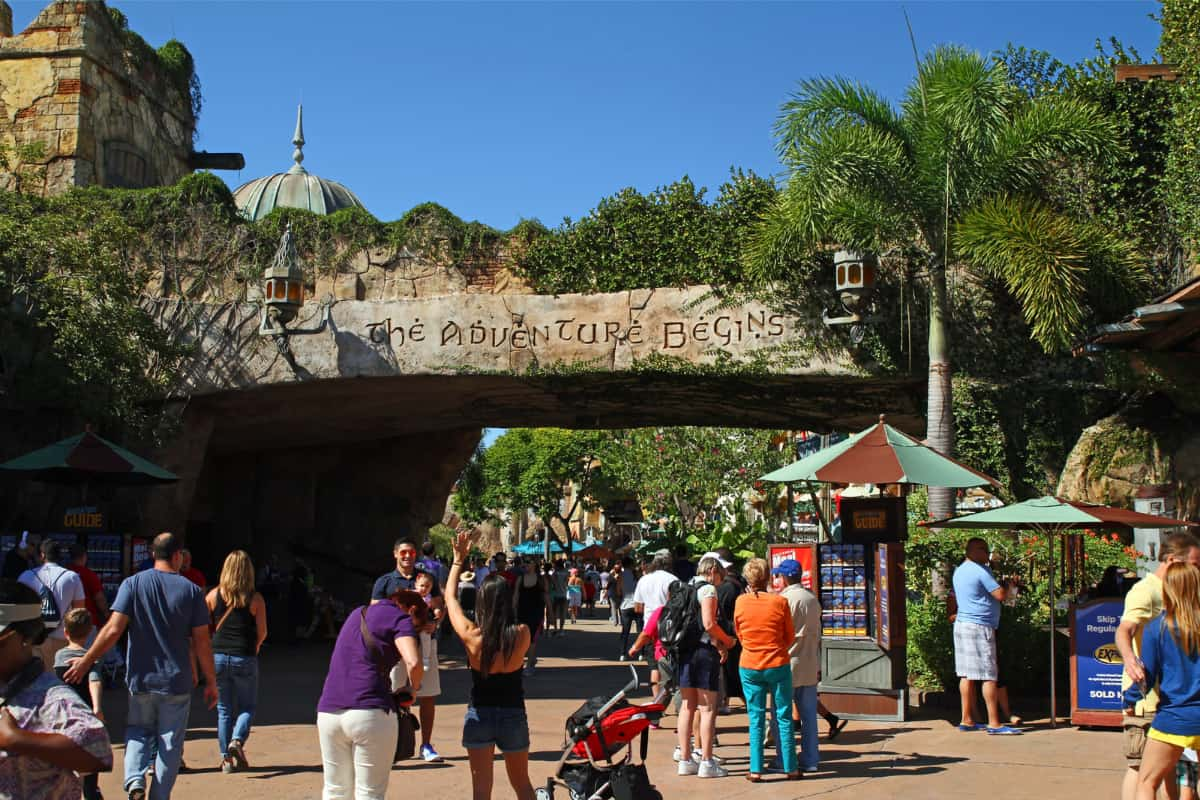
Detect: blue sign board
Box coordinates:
(1073, 600, 1125, 711)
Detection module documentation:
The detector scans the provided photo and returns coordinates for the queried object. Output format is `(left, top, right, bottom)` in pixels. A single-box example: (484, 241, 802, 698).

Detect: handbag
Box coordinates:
(610, 762, 660, 800)
(358, 608, 420, 761)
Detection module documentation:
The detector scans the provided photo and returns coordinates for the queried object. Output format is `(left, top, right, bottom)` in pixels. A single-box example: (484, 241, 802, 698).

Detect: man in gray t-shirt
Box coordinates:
(66, 532, 216, 800)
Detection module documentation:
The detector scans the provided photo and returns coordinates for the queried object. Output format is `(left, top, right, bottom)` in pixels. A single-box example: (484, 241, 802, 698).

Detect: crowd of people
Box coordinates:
(0, 529, 864, 799)
(0, 531, 269, 800)
(40, 526, 1200, 799)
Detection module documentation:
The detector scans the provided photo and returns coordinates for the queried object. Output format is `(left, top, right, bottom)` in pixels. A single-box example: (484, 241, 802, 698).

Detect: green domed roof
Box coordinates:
(232, 105, 366, 221)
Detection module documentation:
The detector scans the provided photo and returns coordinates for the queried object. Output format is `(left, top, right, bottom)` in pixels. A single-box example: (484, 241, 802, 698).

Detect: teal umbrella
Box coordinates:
(0, 430, 177, 486)
(761, 415, 999, 488)
(927, 496, 1197, 727)
(513, 539, 562, 555)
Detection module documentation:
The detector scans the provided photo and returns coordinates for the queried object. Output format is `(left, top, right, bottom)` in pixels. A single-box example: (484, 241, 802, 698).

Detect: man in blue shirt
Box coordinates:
(951, 537, 1018, 734)
(66, 532, 217, 799)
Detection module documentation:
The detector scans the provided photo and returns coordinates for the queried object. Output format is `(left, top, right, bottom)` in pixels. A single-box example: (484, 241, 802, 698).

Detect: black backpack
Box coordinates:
(33, 569, 64, 626)
(657, 580, 702, 658)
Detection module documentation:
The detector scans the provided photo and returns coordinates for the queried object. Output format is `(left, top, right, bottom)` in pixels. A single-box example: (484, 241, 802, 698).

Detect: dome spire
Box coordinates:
(289, 103, 306, 174)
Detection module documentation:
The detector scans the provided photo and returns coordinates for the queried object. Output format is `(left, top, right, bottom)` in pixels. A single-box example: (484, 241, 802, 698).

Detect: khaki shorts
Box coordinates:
(1124, 713, 1154, 767)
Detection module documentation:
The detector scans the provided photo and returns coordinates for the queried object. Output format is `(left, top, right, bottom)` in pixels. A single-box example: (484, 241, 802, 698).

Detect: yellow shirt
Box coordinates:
(1121, 573, 1163, 715)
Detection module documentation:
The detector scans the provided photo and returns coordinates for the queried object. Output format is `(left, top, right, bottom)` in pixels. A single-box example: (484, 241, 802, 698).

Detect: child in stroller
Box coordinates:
(537, 666, 666, 800)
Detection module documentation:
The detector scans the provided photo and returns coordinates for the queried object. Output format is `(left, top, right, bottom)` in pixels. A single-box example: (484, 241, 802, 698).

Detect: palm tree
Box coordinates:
(750, 46, 1142, 518)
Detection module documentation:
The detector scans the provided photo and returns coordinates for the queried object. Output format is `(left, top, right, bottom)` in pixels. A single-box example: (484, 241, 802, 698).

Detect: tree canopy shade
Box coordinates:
(750, 45, 1139, 517)
(598, 427, 788, 535)
(452, 429, 618, 555)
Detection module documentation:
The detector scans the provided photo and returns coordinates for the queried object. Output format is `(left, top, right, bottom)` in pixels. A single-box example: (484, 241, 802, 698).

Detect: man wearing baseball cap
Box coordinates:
(774, 559, 822, 773)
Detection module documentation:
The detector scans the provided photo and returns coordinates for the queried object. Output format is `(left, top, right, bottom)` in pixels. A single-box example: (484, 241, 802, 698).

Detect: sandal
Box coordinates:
(787, 772, 802, 780)
(745, 774, 762, 783)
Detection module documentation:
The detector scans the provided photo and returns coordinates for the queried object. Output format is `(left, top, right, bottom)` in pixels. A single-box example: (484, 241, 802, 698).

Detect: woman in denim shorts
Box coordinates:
(444, 533, 535, 799)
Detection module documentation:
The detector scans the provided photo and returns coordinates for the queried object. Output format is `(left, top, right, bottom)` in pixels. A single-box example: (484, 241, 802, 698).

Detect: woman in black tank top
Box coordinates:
(204, 550, 267, 774)
(445, 534, 535, 800)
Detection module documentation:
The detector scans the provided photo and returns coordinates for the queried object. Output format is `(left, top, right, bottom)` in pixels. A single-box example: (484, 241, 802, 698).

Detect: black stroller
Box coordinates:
(536, 666, 666, 800)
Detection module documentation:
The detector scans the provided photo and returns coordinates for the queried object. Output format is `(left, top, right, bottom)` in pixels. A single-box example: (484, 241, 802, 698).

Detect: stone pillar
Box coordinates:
(0, 3, 12, 38)
(190, 427, 482, 599)
(140, 406, 216, 539)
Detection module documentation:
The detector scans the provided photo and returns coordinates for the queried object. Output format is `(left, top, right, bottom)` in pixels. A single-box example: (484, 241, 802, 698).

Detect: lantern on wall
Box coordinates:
(261, 223, 306, 330)
(258, 223, 334, 338)
(823, 249, 881, 334)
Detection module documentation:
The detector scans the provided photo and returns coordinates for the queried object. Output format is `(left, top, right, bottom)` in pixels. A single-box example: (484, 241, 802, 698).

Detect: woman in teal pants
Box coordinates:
(733, 558, 798, 782)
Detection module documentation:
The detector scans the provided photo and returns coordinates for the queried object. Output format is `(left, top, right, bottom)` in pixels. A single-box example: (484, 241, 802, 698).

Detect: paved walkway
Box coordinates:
(93, 612, 1125, 799)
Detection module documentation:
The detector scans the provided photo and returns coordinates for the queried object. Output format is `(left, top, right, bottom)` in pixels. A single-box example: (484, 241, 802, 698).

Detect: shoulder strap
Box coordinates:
(213, 593, 237, 634)
(359, 607, 389, 678)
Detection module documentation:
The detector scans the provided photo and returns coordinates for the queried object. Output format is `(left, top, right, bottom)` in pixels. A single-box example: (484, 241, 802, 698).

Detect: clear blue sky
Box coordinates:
(10, 1, 1161, 231)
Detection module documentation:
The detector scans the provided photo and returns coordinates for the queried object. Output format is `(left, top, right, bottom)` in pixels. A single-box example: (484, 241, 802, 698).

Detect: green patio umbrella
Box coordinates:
(760, 415, 999, 488)
(926, 496, 1197, 727)
(0, 430, 177, 486)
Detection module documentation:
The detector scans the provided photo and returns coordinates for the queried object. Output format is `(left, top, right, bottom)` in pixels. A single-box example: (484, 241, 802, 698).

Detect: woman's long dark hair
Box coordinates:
(476, 574, 520, 676)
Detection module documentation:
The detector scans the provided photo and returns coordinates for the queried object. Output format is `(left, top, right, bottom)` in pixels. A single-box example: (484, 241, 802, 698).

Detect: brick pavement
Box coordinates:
(92, 612, 1125, 799)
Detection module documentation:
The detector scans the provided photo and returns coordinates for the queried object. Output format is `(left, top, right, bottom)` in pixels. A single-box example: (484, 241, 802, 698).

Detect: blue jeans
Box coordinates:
(124, 692, 191, 800)
(740, 664, 796, 774)
(215, 653, 258, 757)
(793, 684, 820, 771)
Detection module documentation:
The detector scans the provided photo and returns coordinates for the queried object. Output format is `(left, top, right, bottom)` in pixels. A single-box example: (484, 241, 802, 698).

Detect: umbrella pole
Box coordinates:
(805, 481, 832, 542)
(1048, 524, 1057, 728)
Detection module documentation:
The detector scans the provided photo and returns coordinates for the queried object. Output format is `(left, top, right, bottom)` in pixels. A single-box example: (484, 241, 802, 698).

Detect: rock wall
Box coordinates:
(0, 0, 194, 195)
(1057, 395, 1200, 519)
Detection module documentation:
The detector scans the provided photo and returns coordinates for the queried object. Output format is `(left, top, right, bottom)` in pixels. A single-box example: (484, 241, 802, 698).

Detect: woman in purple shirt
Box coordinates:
(317, 587, 426, 800)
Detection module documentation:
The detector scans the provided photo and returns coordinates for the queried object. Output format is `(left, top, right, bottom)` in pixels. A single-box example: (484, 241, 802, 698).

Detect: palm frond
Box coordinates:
(787, 123, 914, 214)
(775, 76, 905, 159)
(981, 97, 1117, 199)
(955, 196, 1132, 353)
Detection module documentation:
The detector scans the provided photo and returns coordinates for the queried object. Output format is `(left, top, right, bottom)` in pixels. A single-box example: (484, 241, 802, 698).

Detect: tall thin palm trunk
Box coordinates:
(926, 257, 955, 519)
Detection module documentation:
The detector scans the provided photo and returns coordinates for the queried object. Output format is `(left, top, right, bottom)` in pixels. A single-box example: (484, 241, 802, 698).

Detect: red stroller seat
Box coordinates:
(571, 702, 666, 761)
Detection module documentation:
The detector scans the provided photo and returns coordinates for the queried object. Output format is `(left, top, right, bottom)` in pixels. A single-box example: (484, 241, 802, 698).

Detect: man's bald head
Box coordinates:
(152, 532, 182, 563)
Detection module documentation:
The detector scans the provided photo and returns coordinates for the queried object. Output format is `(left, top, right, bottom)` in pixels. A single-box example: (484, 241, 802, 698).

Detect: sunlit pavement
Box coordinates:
(93, 610, 1124, 799)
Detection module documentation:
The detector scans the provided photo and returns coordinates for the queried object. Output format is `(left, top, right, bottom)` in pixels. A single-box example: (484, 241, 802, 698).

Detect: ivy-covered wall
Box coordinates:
(1161, 0, 1200, 267)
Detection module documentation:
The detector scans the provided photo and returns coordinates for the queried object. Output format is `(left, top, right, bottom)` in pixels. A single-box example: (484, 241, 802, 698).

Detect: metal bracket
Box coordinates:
(259, 294, 335, 336)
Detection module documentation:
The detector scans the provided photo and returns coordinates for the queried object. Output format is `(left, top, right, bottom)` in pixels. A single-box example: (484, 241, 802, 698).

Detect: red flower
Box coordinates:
(1111, 533, 1120, 541)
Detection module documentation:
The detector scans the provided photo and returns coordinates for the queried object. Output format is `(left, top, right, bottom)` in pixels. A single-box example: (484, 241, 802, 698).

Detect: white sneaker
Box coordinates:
(677, 759, 699, 776)
(693, 750, 723, 766)
(697, 759, 728, 779)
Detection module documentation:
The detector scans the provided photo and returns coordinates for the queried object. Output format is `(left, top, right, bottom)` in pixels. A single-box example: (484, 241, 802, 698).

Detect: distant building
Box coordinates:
(0, 0, 240, 196)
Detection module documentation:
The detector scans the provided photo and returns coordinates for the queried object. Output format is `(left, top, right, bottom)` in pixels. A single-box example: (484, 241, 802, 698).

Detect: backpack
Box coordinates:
(33, 568, 65, 626)
(656, 580, 702, 658)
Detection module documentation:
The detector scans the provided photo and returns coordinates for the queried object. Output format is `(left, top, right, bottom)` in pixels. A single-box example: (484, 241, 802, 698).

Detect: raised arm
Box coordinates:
(444, 533, 480, 642)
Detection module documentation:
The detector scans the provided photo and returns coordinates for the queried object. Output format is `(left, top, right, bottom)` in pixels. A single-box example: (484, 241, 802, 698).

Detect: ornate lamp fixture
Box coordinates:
(822, 249, 880, 340)
(258, 223, 332, 336)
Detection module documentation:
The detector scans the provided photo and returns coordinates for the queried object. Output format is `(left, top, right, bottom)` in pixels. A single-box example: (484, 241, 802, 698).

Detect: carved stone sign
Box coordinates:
(168, 286, 855, 394)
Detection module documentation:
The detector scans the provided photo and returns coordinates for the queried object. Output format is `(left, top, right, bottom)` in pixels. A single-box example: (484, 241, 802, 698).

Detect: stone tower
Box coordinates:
(0, 0, 217, 195)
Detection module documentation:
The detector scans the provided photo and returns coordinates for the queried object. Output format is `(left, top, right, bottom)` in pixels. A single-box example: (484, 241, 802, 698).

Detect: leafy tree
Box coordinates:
(0, 190, 190, 436)
(1160, 0, 1200, 263)
(516, 170, 776, 293)
(597, 427, 787, 535)
(452, 429, 619, 556)
(749, 45, 1139, 518)
(1000, 40, 1183, 295)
